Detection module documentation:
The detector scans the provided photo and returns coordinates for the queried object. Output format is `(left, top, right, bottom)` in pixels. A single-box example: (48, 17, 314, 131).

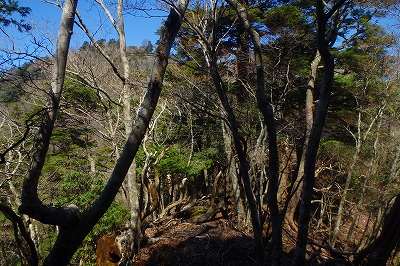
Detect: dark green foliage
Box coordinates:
(1, 1, 400, 265)
(0, 0, 31, 31)
(0, 84, 24, 102)
(57, 172, 96, 207)
(64, 79, 101, 110)
(51, 126, 93, 154)
(157, 145, 210, 176)
(319, 140, 354, 165)
(263, 4, 307, 33)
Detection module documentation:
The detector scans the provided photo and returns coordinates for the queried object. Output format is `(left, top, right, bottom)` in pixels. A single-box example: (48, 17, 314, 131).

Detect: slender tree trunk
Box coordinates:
(226, 1, 282, 264)
(0, 204, 38, 266)
(19, 0, 80, 227)
(331, 102, 384, 247)
(357, 142, 400, 251)
(353, 195, 400, 266)
(95, 0, 143, 254)
(193, 5, 266, 263)
(345, 116, 382, 250)
(120, 0, 141, 254)
(330, 140, 360, 247)
(285, 51, 320, 230)
(222, 119, 246, 228)
(278, 141, 291, 205)
(234, 1, 249, 103)
(211, 66, 265, 264)
(19, 1, 188, 264)
(292, 1, 346, 264)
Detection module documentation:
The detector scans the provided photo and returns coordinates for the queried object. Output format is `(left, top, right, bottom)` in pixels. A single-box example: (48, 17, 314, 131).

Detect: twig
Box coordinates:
(221, 242, 240, 264)
(0, 108, 45, 164)
(0, 203, 38, 266)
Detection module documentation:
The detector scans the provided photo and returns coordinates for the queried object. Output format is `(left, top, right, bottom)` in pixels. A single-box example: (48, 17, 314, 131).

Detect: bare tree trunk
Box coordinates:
(292, 1, 346, 264)
(278, 141, 291, 205)
(222, 119, 246, 229)
(284, 50, 320, 230)
(225, 1, 282, 264)
(331, 102, 385, 247)
(357, 141, 400, 251)
(19, 0, 80, 228)
(345, 115, 382, 250)
(140, 136, 166, 220)
(119, 0, 141, 254)
(93, 0, 150, 254)
(19, 0, 189, 264)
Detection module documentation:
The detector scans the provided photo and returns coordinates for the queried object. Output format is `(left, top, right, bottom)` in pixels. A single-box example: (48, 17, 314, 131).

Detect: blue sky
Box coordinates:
(2, 0, 399, 66)
(12, 0, 167, 49)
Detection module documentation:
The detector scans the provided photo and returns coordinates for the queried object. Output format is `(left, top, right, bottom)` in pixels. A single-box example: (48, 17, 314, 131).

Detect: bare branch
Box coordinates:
(0, 203, 38, 266)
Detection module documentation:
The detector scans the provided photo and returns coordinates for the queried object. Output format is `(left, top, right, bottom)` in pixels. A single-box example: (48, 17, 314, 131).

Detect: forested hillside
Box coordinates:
(1, 0, 400, 265)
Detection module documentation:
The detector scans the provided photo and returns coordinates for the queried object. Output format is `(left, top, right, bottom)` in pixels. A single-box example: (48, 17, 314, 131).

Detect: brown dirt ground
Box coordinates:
(132, 217, 340, 266)
(134, 219, 259, 266)
(130, 197, 373, 266)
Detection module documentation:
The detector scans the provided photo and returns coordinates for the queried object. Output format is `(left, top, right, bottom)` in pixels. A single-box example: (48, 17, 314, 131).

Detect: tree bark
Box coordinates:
(284, 50, 320, 230)
(292, 0, 346, 264)
(18, 0, 188, 264)
(225, 0, 282, 264)
(0, 203, 38, 266)
(222, 119, 246, 229)
(19, 0, 79, 227)
(353, 195, 400, 266)
(120, 0, 141, 254)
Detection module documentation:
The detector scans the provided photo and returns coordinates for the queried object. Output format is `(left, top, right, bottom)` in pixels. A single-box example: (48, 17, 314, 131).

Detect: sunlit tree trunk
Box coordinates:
(222, 119, 246, 228)
(284, 50, 320, 230)
(19, 0, 79, 230)
(17, 1, 80, 265)
(93, 0, 142, 254)
(18, 0, 189, 264)
(331, 98, 385, 247)
(226, 1, 282, 264)
(292, 1, 346, 264)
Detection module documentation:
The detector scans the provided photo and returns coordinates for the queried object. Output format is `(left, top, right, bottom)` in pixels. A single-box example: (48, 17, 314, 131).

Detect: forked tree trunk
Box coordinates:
(292, 0, 346, 264)
(284, 50, 320, 230)
(19, 0, 80, 228)
(18, 0, 189, 264)
(225, 1, 282, 264)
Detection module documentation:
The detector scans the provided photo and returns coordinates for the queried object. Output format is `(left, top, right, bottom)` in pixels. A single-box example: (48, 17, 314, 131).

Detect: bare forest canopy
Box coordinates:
(1, 0, 400, 265)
